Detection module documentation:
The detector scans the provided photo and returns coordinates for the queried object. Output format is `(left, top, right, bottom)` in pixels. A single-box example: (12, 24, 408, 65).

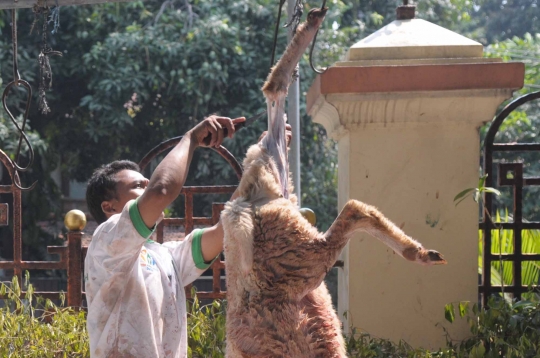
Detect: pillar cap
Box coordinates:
(347, 19, 483, 61)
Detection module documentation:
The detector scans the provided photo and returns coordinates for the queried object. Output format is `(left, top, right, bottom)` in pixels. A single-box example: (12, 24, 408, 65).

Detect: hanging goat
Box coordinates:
(221, 8, 447, 357)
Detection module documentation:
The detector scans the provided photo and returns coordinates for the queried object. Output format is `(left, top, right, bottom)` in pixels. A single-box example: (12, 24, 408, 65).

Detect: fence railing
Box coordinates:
(481, 91, 540, 306)
(1, 135, 342, 307)
(0, 137, 243, 306)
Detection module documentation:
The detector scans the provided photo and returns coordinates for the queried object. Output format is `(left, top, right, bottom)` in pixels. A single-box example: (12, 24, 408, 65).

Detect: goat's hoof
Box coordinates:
(422, 250, 447, 265)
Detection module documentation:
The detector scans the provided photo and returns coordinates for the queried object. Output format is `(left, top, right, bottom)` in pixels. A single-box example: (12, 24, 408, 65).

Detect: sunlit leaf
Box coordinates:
(445, 303, 455, 323)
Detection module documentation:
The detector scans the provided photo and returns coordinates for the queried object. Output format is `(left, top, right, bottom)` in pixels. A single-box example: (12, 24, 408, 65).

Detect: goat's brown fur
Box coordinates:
(222, 145, 446, 357)
(262, 8, 327, 101)
(222, 7, 446, 358)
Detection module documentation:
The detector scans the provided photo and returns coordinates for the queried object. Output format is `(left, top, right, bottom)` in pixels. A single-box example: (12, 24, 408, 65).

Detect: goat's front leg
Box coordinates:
(321, 200, 447, 267)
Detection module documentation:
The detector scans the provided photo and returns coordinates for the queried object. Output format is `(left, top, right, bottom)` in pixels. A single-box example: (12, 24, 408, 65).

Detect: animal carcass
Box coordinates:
(221, 7, 447, 358)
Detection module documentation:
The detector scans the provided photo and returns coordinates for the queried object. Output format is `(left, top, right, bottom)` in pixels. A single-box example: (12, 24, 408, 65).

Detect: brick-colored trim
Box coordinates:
(307, 62, 524, 113)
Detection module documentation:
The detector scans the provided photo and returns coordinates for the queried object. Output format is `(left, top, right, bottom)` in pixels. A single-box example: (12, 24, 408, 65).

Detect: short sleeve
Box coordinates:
(163, 229, 219, 286)
(128, 197, 156, 238)
(88, 198, 152, 273)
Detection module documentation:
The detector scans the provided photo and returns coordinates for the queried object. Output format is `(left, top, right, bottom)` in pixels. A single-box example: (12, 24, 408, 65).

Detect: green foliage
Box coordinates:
(0, 276, 228, 358)
(478, 217, 540, 302)
(455, 178, 540, 302)
(0, 275, 89, 357)
(346, 297, 540, 357)
(486, 33, 540, 93)
(470, 0, 540, 44)
(453, 174, 500, 206)
(345, 327, 433, 357)
(442, 297, 540, 358)
(0, 114, 45, 162)
(187, 289, 226, 358)
(0, 0, 341, 239)
(3, 273, 540, 358)
(481, 34, 540, 222)
(0, 0, 531, 260)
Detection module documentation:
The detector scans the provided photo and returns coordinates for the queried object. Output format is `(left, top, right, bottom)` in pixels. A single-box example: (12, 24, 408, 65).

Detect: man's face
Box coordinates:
(104, 169, 149, 217)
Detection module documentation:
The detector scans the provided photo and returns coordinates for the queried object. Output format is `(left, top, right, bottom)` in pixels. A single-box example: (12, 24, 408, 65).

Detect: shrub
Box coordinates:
(345, 327, 433, 357)
(0, 277, 227, 358)
(0, 274, 89, 357)
(187, 289, 226, 358)
(441, 297, 540, 358)
(3, 274, 540, 357)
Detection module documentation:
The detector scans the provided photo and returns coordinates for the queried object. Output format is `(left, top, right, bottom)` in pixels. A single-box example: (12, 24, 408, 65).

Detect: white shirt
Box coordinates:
(85, 198, 212, 357)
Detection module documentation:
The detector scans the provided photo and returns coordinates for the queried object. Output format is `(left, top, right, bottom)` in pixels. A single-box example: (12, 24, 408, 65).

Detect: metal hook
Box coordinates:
(2, 10, 38, 192)
(2, 81, 37, 192)
(309, 0, 329, 74)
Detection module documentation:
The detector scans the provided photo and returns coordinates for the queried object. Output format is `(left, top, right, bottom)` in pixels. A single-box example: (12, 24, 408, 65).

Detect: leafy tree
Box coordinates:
(0, 0, 344, 265)
(480, 33, 540, 221)
(471, 0, 540, 44)
(0, 0, 537, 260)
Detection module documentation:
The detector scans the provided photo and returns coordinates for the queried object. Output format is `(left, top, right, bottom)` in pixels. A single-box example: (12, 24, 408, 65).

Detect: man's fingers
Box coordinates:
(197, 114, 248, 147)
(285, 124, 292, 146)
(213, 120, 224, 147)
(230, 117, 246, 138)
(232, 117, 246, 124)
(215, 120, 225, 147)
(206, 120, 218, 147)
(218, 117, 235, 139)
(286, 130, 292, 147)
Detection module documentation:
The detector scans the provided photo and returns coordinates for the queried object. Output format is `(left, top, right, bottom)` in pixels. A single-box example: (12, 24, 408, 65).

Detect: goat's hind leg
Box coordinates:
(323, 200, 447, 266)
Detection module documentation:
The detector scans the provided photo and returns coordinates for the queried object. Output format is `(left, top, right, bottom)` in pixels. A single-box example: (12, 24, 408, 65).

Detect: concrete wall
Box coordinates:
(310, 88, 517, 348)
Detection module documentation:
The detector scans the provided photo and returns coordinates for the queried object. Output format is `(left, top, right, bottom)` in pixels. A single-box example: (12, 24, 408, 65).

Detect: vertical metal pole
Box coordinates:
(286, 0, 301, 206)
(67, 230, 82, 307)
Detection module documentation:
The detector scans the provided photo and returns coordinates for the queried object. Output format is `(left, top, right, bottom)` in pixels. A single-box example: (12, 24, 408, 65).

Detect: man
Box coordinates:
(84, 115, 244, 358)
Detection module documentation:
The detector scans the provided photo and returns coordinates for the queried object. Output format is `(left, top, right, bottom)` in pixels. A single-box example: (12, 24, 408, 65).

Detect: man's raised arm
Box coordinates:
(137, 115, 244, 228)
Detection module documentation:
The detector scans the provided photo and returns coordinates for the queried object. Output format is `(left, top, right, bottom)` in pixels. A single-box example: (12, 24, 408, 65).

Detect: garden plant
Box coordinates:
(2, 273, 540, 357)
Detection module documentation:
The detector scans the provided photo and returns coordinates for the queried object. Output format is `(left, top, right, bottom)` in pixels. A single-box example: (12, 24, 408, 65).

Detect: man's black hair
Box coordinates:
(86, 160, 140, 224)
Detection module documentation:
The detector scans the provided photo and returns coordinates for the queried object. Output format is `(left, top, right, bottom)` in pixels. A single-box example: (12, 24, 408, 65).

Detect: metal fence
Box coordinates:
(481, 91, 540, 306)
(0, 137, 242, 306)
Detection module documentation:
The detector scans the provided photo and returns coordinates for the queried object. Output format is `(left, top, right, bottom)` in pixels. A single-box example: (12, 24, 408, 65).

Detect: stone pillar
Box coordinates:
(307, 13, 524, 348)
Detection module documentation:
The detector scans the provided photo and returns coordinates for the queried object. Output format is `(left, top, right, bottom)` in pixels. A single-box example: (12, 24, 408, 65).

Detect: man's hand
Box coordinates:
(188, 115, 246, 148)
(258, 124, 293, 146)
(138, 114, 245, 228)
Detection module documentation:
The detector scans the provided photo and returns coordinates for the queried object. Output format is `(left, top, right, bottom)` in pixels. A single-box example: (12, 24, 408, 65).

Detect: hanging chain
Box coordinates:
(270, 0, 304, 82)
(49, 0, 61, 34)
(270, 0, 329, 76)
(2, 9, 37, 191)
(284, 0, 303, 33)
(32, 1, 62, 115)
(284, 0, 303, 81)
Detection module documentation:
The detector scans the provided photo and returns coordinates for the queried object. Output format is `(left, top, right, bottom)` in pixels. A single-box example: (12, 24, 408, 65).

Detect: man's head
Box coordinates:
(86, 160, 149, 224)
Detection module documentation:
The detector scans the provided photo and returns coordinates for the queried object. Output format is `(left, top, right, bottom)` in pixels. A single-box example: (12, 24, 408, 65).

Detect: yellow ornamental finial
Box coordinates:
(64, 209, 87, 231)
(299, 208, 317, 226)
